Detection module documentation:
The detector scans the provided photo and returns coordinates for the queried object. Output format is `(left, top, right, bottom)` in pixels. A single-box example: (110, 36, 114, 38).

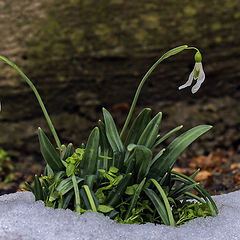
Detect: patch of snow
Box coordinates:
(0, 191, 239, 240)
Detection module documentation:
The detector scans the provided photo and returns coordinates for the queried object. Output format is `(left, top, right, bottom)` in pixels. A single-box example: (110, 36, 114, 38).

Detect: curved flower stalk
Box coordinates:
(120, 46, 205, 139)
(178, 51, 205, 94)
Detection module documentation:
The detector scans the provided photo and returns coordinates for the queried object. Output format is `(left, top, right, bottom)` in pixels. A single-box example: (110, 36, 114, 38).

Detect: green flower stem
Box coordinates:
(120, 59, 161, 139)
(186, 46, 199, 52)
(0, 56, 61, 149)
(120, 45, 189, 140)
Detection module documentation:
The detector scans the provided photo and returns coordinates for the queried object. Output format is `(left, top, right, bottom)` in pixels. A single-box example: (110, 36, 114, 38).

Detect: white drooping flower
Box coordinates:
(178, 51, 205, 94)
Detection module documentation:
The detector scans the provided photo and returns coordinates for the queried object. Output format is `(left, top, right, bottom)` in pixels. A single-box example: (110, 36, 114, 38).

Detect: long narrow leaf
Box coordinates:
(44, 164, 54, 177)
(72, 174, 81, 212)
(103, 108, 125, 169)
(102, 108, 124, 153)
(152, 125, 183, 149)
(82, 127, 100, 175)
(169, 182, 199, 198)
(182, 192, 205, 204)
(144, 188, 169, 225)
(33, 175, 44, 201)
(128, 144, 152, 183)
(137, 112, 162, 149)
(150, 179, 175, 226)
(82, 185, 98, 212)
(80, 186, 99, 211)
(62, 143, 74, 161)
(38, 128, 64, 171)
(98, 120, 113, 170)
(56, 176, 84, 196)
(152, 148, 165, 165)
(149, 125, 212, 179)
(171, 171, 218, 215)
(62, 190, 74, 209)
(124, 108, 152, 147)
(106, 173, 132, 207)
(189, 168, 200, 179)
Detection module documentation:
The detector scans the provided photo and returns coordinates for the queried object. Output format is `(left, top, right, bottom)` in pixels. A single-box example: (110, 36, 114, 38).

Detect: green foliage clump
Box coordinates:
(0, 148, 14, 183)
(25, 108, 217, 226)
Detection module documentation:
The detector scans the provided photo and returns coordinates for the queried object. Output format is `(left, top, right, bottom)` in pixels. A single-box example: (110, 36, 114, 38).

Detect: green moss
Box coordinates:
(110, 0, 124, 4)
(26, 0, 239, 83)
(0, 148, 14, 183)
(142, 14, 159, 29)
(94, 24, 112, 41)
(234, 12, 240, 19)
(184, 6, 197, 17)
(211, 22, 221, 31)
(214, 36, 222, 43)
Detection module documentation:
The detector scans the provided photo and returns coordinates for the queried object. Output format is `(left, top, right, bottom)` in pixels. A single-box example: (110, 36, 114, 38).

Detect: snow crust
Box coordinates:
(0, 190, 239, 240)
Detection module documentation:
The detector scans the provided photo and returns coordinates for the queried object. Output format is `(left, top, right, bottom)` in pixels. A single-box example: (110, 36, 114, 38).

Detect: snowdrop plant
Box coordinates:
(0, 45, 218, 226)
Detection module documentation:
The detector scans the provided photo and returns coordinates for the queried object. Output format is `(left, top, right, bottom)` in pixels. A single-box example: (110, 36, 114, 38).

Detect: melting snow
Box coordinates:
(0, 191, 239, 240)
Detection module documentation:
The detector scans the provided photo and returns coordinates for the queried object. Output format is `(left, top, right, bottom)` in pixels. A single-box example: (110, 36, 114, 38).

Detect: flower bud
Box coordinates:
(194, 51, 202, 62)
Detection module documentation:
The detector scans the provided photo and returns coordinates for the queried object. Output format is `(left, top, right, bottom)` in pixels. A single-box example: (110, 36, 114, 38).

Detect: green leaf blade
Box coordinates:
(124, 108, 152, 147)
(149, 125, 212, 179)
(152, 125, 183, 150)
(103, 108, 124, 153)
(150, 179, 175, 226)
(33, 175, 44, 201)
(38, 128, 64, 172)
(56, 177, 84, 196)
(98, 120, 113, 170)
(106, 173, 132, 207)
(137, 112, 162, 149)
(82, 127, 100, 175)
(62, 143, 74, 161)
(144, 188, 169, 225)
(128, 144, 153, 183)
(102, 108, 125, 169)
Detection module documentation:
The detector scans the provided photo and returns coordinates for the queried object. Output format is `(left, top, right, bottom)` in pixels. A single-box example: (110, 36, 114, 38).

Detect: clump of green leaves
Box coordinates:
(25, 108, 217, 226)
(0, 148, 14, 183)
(0, 45, 218, 226)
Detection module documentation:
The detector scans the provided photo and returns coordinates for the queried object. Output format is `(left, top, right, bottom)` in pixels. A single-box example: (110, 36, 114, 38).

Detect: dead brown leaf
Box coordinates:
(190, 149, 228, 170)
(194, 170, 213, 186)
(233, 172, 240, 185)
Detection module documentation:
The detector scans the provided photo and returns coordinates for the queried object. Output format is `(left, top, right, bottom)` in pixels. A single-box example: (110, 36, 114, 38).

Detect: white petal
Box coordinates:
(193, 62, 201, 80)
(198, 63, 205, 81)
(178, 66, 195, 90)
(191, 64, 205, 93)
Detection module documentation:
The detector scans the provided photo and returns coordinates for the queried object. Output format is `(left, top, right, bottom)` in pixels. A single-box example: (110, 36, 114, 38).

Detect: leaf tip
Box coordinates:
(94, 126, 99, 131)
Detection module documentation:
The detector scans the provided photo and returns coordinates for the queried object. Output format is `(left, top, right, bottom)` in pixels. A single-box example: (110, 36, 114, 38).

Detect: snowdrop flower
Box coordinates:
(178, 51, 205, 94)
